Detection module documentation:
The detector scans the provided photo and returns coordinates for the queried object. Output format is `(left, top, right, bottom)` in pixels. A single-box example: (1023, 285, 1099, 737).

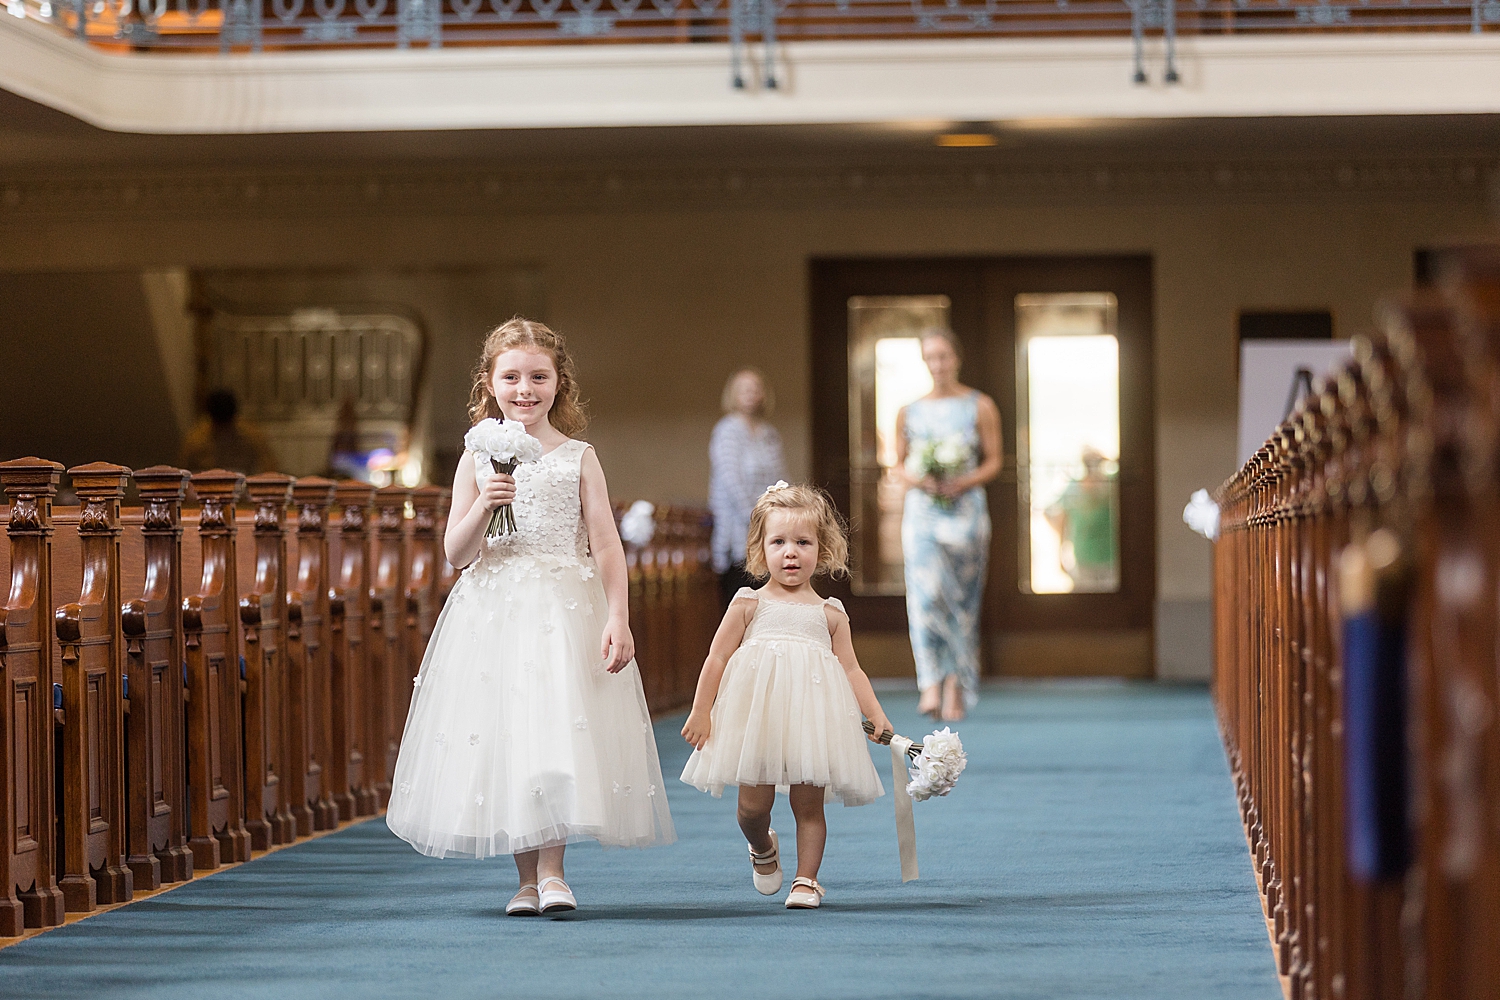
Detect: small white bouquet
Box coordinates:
(907, 435, 970, 509)
(863, 722, 968, 799)
(463, 418, 543, 536)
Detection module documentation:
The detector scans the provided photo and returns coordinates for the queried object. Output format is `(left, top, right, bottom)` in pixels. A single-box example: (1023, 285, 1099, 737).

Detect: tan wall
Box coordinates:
(2, 181, 1493, 677)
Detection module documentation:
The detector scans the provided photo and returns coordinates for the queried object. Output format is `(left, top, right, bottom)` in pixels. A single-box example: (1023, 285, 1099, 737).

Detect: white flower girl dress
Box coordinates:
(386, 439, 676, 858)
(680, 589, 885, 806)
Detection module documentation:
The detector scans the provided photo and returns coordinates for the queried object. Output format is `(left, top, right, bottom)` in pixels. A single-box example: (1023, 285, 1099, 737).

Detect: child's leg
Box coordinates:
(788, 785, 827, 882)
(513, 845, 566, 889)
(737, 784, 777, 859)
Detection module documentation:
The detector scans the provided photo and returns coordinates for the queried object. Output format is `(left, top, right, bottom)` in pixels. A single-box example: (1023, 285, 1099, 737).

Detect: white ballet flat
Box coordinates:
(538, 876, 577, 914)
(750, 830, 783, 896)
(505, 884, 540, 917)
(784, 877, 826, 910)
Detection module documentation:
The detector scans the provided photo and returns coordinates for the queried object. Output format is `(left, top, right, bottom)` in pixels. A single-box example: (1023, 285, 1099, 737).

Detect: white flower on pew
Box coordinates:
(906, 727, 967, 801)
(619, 500, 656, 548)
(1183, 489, 1220, 541)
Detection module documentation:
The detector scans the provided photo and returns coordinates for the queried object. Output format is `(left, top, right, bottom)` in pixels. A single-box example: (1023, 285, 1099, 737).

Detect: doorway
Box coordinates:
(810, 256, 1156, 678)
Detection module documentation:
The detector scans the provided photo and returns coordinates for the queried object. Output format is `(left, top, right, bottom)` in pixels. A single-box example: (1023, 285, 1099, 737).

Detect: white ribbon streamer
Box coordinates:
(890, 735, 919, 882)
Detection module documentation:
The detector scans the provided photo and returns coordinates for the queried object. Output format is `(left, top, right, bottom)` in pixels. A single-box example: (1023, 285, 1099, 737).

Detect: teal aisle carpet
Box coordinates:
(0, 683, 1279, 1000)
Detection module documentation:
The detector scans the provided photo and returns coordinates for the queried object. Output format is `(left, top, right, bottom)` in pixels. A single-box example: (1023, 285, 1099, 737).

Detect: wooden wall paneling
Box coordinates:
(121, 466, 193, 888)
(182, 470, 251, 869)
(285, 477, 338, 835)
(329, 482, 375, 820)
(370, 486, 409, 811)
(0, 458, 65, 934)
(53, 462, 134, 911)
(239, 474, 295, 850)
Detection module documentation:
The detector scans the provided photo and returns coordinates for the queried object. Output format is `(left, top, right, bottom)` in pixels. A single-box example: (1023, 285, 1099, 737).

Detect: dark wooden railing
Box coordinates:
(0, 464, 715, 936)
(1214, 247, 1500, 1000)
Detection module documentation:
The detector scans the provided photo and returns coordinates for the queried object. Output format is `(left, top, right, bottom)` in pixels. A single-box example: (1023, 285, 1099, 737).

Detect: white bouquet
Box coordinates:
(619, 500, 656, 548)
(863, 722, 968, 800)
(906, 434, 971, 509)
(463, 418, 543, 536)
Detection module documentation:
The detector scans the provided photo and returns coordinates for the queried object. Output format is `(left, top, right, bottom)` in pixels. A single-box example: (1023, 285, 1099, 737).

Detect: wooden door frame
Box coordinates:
(809, 255, 1156, 649)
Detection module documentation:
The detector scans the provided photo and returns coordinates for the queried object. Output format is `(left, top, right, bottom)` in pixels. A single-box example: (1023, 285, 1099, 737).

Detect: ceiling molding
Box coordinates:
(4, 16, 1500, 134)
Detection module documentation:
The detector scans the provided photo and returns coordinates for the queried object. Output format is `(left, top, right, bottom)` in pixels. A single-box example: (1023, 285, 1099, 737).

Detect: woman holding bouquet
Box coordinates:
(895, 329, 1002, 722)
(385, 318, 674, 916)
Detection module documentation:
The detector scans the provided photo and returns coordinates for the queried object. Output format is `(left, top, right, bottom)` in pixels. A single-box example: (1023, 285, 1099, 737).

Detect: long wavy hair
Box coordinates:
(466, 317, 588, 437)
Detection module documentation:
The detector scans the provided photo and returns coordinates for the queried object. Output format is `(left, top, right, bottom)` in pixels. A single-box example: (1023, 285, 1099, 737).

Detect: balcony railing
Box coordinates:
(6, 0, 1498, 87)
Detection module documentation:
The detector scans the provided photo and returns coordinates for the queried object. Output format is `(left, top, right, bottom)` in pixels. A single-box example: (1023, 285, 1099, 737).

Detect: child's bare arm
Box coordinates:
(681, 600, 754, 750)
(578, 446, 633, 673)
(827, 607, 893, 743)
(444, 450, 515, 569)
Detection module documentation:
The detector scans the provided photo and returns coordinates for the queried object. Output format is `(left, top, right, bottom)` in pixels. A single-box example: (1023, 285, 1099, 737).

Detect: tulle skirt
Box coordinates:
(385, 554, 676, 858)
(680, 640, 885, 806)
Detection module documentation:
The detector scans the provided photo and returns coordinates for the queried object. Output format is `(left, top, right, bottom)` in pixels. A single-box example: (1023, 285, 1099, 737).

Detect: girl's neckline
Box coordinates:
(754, 591, 831, 608)
(536, 437, 579, 459)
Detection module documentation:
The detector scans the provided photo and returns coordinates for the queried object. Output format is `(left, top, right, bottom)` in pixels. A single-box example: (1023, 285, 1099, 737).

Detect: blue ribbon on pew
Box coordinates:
(240, 655, 247, 680)
(1342, 607, 1411, 882)
(53, 682, 62, 711)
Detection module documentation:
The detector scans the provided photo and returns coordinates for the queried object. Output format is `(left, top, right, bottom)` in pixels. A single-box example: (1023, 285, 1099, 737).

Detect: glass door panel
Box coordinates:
(1016, 293, 1121, 594)
(847, 295, 947, 595)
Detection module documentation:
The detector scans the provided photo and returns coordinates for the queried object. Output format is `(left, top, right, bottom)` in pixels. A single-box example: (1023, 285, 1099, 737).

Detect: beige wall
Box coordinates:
(2, 172, 1493, 677)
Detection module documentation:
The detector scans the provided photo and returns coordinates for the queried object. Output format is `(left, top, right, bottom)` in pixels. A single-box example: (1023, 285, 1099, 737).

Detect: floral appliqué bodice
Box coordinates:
(735, 588, 845, 653)
(467, 438, 592, 571)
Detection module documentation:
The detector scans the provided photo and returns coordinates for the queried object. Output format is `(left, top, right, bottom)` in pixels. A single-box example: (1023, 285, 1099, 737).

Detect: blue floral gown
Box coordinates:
(901, 393, 990, 708)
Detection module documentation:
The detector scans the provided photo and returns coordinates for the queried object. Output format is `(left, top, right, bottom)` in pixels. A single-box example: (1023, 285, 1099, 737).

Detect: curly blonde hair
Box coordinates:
(466, 317, 588, 437)
(743, 483, 849, 580)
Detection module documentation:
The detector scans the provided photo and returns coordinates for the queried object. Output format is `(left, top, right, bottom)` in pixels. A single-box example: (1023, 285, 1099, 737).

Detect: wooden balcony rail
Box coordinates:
(1213, 247, 1500, 1000)
(0, 463, 716, 935)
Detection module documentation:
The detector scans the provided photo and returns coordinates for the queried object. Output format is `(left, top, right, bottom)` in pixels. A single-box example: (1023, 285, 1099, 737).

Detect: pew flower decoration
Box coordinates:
(908, 436, 970, 509)
(619, 500, 656, 548)
(464, 418, 543, 536)
(863, 722, 968, 799)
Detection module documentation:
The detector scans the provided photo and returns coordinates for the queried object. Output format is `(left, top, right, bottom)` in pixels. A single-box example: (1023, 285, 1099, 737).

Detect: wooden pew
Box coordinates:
(370, 486, 409, 811)
(120, 466, 194, 889)
(239, 473, 296, 851)
(51, 463, 135, 911)
(285, 477, 338, 835)
(403, 486, 444, 724)
(328, 481, 375, 820)
(181, 470, 252, 869)
(0, 458, 66, 933)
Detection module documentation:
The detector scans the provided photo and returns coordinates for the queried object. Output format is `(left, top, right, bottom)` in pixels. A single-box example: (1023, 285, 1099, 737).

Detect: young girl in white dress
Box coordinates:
(386, 318, 675, 915)
(680, 482, 892, 909)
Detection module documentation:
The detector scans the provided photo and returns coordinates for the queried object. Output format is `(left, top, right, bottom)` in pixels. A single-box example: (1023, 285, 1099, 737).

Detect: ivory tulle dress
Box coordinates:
(680, 589, 885, 806)
(386, 439, 676, 858)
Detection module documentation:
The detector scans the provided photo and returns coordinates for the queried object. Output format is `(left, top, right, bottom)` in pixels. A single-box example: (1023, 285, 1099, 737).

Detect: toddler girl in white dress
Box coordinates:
(386, 318, 674, 915)
(680, 482, 892, 909)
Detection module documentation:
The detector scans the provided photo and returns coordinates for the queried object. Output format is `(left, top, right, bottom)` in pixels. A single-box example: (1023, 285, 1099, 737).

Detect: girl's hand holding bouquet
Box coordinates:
(464, 417, 544, 536)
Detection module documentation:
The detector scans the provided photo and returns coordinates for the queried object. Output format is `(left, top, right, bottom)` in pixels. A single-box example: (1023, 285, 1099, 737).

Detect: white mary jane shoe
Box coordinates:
(538, 876, 577, 914)
(505, 884, 540, 917)
(750, 830, 783, 896)
(784, 877, 826, 910)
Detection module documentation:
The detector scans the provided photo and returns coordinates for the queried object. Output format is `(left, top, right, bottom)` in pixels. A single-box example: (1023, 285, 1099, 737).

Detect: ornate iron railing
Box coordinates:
(5, 0, 1497, 86)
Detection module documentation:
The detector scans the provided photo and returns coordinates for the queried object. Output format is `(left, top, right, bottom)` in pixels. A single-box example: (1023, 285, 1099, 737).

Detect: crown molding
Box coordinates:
(5, 15, 1500, 134)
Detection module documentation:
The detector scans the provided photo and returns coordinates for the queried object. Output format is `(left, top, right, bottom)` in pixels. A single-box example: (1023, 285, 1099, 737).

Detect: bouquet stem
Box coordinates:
(487, 458, 519, 536)
(864, 720, 921, 759)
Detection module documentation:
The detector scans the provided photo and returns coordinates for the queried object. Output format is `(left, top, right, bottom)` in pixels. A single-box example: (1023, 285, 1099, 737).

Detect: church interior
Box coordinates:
(2, 7, 1499, 997)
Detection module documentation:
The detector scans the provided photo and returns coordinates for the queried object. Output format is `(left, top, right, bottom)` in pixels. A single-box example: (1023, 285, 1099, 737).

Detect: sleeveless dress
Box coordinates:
(386, 439, 676, 858)
(679, 589, 884, 806)
(902, 393, 991, 710)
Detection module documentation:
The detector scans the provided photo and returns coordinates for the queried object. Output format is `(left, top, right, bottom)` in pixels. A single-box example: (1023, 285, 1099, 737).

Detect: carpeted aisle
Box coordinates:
(0, 683, 1279, 1000)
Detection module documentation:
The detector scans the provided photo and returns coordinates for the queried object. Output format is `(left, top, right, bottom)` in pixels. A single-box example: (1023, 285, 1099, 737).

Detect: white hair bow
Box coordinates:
(762, 480, 791, 496)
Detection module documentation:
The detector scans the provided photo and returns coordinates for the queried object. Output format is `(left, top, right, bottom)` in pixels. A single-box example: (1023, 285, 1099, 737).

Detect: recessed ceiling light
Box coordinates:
(935, 133, 999, 148)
